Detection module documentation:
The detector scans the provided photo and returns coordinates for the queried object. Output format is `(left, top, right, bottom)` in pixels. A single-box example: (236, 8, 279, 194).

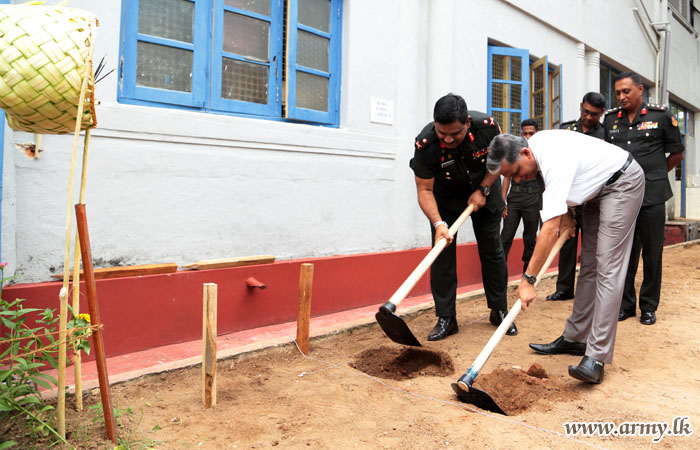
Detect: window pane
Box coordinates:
(492, 83, 509, 109)
(137, 42, 192, 92)
(296, 71, 328, 111)
(221, 58, 268, 104)
(225, 0, 270, 16)
(510, 57, 521, 82)
(297, 30, 329, 72)
(492, 55, 506, 80)
(510, 112, 521, 135)
(223, 12, 270, 61)
(138, 0, 193, 43)
(299, 0, 330, 32)
(492, 111, 504, 131)
(533, 67, 544, 91)
(510, 82, 521, 109)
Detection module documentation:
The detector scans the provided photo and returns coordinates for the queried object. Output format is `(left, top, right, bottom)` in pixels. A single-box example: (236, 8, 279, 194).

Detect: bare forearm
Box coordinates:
(667, 152, 684, 172)
(524, 217, 561, 277)
(417, 190, 442, 224)
(501, 176, 510, 201)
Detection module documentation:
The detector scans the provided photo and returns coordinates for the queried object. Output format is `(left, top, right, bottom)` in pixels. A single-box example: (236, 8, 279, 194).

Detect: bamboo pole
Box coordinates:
(296, 264, 314, 355)
(202, 283, 217, 408)
(75, 204, 116, 443)
(56, 22, 96, 437)
(70, 129, 92, 411)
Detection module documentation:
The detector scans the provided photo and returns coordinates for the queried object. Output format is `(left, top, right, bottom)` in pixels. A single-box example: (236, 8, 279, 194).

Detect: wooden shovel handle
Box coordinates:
(387, 204, 475, 308)
(466, 230, 572, 380)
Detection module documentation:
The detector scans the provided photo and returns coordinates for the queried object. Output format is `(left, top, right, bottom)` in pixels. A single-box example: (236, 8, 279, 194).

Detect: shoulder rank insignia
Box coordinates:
(647, 103, 667, 111)
(605, 106, 621, 116)
(671, 116, 678, 127)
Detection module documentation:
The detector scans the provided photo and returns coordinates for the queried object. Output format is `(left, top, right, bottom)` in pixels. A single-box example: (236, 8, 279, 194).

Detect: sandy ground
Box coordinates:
(8, 242, 700, 449)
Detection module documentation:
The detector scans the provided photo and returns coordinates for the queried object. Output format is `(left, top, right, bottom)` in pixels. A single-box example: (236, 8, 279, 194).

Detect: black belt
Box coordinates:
(510, 185, 539, 193)
(605, 153, 634, 186)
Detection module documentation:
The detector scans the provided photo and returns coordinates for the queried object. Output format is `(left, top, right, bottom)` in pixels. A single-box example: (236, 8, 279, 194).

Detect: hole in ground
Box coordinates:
(349, 346, 454, 381)
(469, 363, 580, 415)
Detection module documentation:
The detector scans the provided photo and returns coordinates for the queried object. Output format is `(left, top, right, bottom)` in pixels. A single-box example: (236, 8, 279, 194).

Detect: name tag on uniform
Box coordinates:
(637, 121, 658, 130)
(441, 160, 456, 168)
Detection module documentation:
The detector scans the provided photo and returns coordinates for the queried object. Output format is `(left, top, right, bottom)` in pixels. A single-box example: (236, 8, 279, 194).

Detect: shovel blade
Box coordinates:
(375, 306, 422, 347)
(451, 381, 507, 415)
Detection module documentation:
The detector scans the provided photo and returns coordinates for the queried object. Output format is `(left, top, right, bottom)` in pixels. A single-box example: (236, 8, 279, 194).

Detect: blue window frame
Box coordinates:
(119, 0, 342, 126)
(487, 46, 529, 135)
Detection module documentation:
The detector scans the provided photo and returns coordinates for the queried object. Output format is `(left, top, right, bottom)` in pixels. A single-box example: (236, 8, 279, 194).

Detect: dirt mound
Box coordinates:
(471, 364, 578, 415)
(349, 346, 454, 380)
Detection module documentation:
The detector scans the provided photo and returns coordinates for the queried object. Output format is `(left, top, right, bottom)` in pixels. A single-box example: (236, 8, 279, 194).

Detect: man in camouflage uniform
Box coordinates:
(409, 93, 516, 340)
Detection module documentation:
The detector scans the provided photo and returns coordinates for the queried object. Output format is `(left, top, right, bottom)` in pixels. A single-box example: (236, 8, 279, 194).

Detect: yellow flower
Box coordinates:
(78, 313, 91, 324)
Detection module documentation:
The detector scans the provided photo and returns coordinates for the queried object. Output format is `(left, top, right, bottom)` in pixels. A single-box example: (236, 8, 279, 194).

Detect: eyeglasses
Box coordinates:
(581, 108, 603, 118)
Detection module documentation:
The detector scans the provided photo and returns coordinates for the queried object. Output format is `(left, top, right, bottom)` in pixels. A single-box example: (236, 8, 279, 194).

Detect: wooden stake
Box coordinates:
(202, 283, 217, 408)
(75, 204, 116, 443)
(57, 21, 97, 437)
(296, 263, 314, 355)
(72, 128, 92, 412)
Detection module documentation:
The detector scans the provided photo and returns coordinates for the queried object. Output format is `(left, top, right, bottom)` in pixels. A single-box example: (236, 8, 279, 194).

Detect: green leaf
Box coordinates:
(152, 424, 161, 431)
(0, 440, 18, 449)
(28, 375, 53, 390)
(17, 395, 40, 405)
(0, 316, 15, 329)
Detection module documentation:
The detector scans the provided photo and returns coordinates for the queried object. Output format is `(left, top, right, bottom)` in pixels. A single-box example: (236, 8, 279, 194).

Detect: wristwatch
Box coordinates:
(478, 185, 491, 196)
(522, 273, 537, 285)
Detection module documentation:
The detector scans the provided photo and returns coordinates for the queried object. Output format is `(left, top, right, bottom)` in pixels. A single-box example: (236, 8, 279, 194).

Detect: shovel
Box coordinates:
(451, 230, 571, 414)
(376, 204, 475, 346)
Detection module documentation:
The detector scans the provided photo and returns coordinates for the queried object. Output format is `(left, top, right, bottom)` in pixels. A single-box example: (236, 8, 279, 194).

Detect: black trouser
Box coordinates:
(430, 204, 508, 317)
(500, 194, 540, 275)
(556, 205, 583, 294)
(621, 203, 665, 313)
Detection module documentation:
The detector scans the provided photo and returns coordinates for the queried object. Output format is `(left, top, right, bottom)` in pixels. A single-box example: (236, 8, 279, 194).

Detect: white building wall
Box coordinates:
(2, 0, 699, 282)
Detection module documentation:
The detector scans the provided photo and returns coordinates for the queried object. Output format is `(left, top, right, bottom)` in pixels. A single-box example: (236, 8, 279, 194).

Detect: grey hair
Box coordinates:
(486, 134, 529, 174)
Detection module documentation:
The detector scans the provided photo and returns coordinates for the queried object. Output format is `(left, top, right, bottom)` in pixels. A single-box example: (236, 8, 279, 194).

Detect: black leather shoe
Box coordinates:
(618, 309, 636, 321)
(427, 316, 458, 341)
(568, 355, 604, 384)
(640, 310, 656, 325)
(546, 290, 574, 301)
(489, 309, 517, 336)
(529, 336, 585, 355)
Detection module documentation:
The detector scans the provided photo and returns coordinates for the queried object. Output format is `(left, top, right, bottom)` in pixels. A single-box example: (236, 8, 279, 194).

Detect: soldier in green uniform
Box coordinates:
(603, 72, 684, 325)
(500, 118, 541, 276)
(410, 93, 516, 340)
(547, 92, 606, 301)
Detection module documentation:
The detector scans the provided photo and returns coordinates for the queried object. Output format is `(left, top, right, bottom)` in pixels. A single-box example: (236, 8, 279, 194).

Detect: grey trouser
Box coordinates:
(562, 161, 644, 364)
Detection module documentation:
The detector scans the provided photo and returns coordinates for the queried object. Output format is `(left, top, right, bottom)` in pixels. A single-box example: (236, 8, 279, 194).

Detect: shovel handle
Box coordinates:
(386, 204, 475, 308)
(462, 230, 572, 385)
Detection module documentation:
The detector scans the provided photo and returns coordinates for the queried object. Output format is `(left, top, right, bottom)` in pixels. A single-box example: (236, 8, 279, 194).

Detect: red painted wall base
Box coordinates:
(3, 240, 538, 359)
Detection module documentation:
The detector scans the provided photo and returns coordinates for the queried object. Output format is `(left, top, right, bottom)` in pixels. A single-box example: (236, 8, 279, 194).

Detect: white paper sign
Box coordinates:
(370, 96, 394, 125)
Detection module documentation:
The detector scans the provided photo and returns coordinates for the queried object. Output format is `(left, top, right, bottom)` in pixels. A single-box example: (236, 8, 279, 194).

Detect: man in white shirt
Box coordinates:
(486, 130, 644, 384)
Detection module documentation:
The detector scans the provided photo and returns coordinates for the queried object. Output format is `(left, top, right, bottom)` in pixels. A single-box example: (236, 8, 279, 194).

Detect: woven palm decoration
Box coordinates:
(0, 3, 98, 134)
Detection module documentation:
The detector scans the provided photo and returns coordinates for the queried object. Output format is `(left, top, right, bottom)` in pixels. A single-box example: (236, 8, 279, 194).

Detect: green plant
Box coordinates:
(0, 263, 91, 449)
